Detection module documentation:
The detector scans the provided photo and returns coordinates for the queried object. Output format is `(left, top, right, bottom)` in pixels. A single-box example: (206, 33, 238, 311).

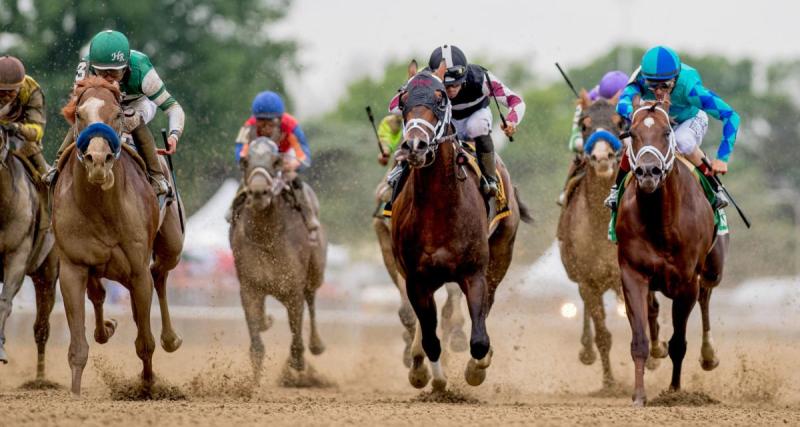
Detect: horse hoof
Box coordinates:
(650, 341, 668, 359)
(0, 347, 8, 364)
(645, 356, 660, 371)
(464, 359, 487, 386)
(700, 356, 720, 371)
(259, 314, 274, 332)
(94, 319, 117, 344)
(160, 333, 183, 353)
(579, 348, 597, 365)
(432, 378, 447, 392)
(449, 329, 468, 353)
(309, 339, 325, 356)
(408, 356, 430, 389)
(632, 396, 647, 407)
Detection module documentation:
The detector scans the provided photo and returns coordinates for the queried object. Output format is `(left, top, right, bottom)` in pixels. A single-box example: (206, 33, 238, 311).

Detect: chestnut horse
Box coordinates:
(392, 64, 530, 391)
(0, 127, 58, 380)
(557, 92, 623, 389)
(615, 100, 728, 406)
(54, 77, 185, 395)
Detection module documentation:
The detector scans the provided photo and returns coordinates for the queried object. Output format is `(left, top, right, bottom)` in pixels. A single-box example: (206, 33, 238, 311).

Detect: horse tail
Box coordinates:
(514, 186, 534, 224)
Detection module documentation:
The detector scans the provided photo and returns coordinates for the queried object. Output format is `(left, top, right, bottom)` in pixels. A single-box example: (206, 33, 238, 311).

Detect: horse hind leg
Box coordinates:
(87, 277, 117, 344)
(460, 274, 493, 387)
(698, 287, 719, 371)
(31, 253, 57, 380)
(305, 288, 325, 355)
(668, 293, 696, 391)
(151, 262, 182, 352)
(407, 282, 444, 390)
(441, 282, 467, 353)
(646, 291, 668, 371)
(581, 285, 615, 388)
(0, 250, 32, 364)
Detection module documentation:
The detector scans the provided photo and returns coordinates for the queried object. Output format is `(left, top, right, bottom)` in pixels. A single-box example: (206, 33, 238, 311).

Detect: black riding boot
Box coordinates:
(383, 161, 408, 214)
(474, 134, 498, 197)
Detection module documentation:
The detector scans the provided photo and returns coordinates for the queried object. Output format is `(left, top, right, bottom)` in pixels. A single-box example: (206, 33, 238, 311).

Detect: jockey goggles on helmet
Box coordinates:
(444, 65, 466, 86)
(645, 78, 675, 91)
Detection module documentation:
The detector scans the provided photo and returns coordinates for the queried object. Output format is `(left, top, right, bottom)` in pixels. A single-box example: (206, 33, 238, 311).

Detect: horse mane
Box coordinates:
(61, 77, 122, 124)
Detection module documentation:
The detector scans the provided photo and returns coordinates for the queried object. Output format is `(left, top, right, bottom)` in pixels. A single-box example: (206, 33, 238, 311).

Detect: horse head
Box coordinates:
(242, 137, 284, 211)
(628, 98, 675, 194)
(578, 90, 623, 178)
(398, 60, 451, 168)
(62, 77, 124, 191)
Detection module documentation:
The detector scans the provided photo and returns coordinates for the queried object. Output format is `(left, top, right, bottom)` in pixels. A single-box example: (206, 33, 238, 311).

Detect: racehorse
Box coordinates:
(392, 62, 531, 391)
(557, 91, 623, 389)
(55, 77, 185, 395)
(229, 137, 327, 381)
(0, 126, 58, 381)
(372, 60, 469, 368)
(615, 99, 728, 406)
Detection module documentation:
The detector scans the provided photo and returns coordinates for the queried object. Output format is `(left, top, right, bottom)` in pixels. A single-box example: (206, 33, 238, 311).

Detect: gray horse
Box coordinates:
(0, 126, 58, 381)
(229, 137, 327, 380)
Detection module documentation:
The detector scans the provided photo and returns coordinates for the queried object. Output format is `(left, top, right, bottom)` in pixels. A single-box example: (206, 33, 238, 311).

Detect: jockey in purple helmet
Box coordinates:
(557, 70, 628, 206)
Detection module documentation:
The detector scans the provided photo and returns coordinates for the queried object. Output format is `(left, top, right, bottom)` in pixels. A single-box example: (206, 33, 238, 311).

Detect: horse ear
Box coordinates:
(433, 59, 446, 81)
(407, 60, 418, 78)
(579, 89, 592, 109)
(609, 90, 621, 105)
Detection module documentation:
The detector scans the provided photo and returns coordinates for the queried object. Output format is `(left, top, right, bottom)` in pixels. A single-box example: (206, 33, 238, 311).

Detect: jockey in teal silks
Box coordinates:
(605, 45, 740, 212)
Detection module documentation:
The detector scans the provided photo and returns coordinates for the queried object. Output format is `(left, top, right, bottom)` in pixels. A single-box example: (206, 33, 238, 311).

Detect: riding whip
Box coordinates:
(483, 71, 514, 142)
(701, 157, 751, 229)
(555, 62, 580, 99)
(161, 129, 185, 232)
(365, 106, 388, 157)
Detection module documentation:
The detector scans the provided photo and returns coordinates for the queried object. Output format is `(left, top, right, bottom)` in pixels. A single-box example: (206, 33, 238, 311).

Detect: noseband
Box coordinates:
(626, 105, 676, 174)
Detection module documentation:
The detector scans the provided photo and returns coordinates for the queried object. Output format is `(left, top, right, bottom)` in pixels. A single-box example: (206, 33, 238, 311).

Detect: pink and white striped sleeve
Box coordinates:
(484, 71, 526, 125)
(388, 92, 402, 115)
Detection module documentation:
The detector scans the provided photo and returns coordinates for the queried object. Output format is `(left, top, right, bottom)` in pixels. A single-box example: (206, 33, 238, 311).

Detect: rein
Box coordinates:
(626, 105, 677, 174)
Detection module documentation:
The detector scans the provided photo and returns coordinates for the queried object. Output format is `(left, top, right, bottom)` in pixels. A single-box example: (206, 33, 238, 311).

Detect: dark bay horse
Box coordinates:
(0, 126, 58, 380)
(616, 100, 728, 406)
(557, 91, 623, 389)
(229, 137, 327, 381)
(392, 64, 530, 391)
(54, 77, 185, 395)
(372, 60, 468, 368)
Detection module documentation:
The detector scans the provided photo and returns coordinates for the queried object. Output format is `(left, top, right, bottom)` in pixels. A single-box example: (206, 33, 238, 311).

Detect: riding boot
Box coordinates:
(291, 179, 320, 243)
(474, 134, 498, 197)
(383, 161, 408, 214)
(21, 144, 52, 227)
(705, 175, 730, 211)
(44, 130, 75, 187)
(605, 151, 630, 211)
(131, 123, 169, 197)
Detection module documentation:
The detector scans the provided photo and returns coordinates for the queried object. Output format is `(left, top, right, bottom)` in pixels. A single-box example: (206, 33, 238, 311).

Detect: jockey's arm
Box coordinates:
(377, 114, 402, 154)
(568, 104, 584, 153)
(234, 121, 254, 163)
(616, 83, 643, 123)
(292, 124, 311, 168)
(142, 68, 185, 142)
(484, 70, 525, 126)
(12, 79, 45, 143)
(687, 83, 740, 163)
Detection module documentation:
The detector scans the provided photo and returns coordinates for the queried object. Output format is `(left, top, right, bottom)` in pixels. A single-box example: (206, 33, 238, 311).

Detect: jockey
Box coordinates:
(388, 44, 525, 198)
(46, 30, 185, 196)
(557, 70, 628, 206)
(605, 46, 739, 211)
(377, 113, 403, 166)
(0, 56, 49, 178)
(230, 91, 319, 241)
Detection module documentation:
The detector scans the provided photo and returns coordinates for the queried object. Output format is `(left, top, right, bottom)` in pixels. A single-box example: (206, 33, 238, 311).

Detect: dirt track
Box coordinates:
(1, 294, 798, 426)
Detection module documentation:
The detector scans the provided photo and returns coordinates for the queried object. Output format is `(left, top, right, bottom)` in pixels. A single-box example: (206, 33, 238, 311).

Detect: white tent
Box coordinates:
(182, 178, 239, 256)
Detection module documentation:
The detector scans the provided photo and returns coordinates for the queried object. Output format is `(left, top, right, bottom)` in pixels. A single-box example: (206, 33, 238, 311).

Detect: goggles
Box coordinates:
(444, 65, 466, 84)
(645, 79, 675, 91)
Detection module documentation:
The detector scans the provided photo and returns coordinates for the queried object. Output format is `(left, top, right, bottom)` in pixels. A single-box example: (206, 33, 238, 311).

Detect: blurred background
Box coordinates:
(2, 0, 798, 314)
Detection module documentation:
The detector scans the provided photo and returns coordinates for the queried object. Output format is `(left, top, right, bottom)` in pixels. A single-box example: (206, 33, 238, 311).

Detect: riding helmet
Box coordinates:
(640, 46, 681, 81)
(88, 30, 131, 70)
(428, 45, 468, 86)
(252, 91, 285, 119)
(598, 70, 629, 99)
(0, 56, 25, 90)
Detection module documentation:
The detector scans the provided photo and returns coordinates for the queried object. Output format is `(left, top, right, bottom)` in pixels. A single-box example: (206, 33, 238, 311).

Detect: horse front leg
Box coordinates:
(151, 262, 182, 353)
(59, 260, 89, 396)
(286, 295, 306, 372)
(580, 284, 615, 388)
(668, 292, 697, 391)
(130, 272, 156, 389)
(460, 273, 493, 387)
(441, 282, 467, 353)
(87, 277, 117, 344)
(240, 283, 266, 380)
(31, 251, 57, 380)
(577, 284, 597, 366)
(0, 248, 30, 364)
(304, 288, 325, 355)
(698, 287, 719, 371)
(407, 280, 444, 391)
(621, 267, 650, 407)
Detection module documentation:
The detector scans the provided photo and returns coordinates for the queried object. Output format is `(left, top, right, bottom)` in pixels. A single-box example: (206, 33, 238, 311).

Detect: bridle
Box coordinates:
(626, 104, 676, 175)
(401, 96, 454, 168)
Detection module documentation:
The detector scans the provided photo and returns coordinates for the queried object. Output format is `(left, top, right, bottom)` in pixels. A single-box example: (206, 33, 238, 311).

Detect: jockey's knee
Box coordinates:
(466, 119, 491, 142)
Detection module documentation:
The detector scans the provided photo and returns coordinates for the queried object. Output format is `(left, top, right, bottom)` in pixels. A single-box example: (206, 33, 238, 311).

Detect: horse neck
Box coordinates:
(68, 155, 128, 213)
(408, 141, 460, 208)
(635, 166, 688, 235)
(241, 195, 292, 240)
(579, 165, 615, 228)
(0, 156, 21, 225)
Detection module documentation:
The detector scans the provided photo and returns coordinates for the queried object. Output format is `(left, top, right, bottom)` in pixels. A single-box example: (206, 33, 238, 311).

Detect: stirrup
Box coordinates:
(604, 185, 619, 210)
(481, 176, 498, 198)
(712, 190, 729, 210)
(43, 168, 57, 187)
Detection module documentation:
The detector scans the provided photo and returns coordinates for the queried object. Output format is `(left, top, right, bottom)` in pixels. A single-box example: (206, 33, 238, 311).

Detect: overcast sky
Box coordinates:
(273, 0, 798, 117)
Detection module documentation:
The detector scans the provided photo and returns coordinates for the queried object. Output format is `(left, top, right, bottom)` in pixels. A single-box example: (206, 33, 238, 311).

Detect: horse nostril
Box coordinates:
(591, 154, 598, 161)
(85, 154, 93, 163)
(105, 153, 113, 163)
(634, 166, 645, 177)
(651, 166, 662, 176)
(607, 152, 614, 160)
(417, 141, 428, 150)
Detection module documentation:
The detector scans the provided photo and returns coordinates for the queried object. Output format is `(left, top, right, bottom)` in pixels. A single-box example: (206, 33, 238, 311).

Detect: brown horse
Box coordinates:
(54, 77, 185, 395)
(615, 100, 728, 406)
(229, 137, 326, 381)
(0, 127, 58, 380)
(392, 64, 530, 391)
(372, 60, 468, 368)
(557, 92, 623, 389)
